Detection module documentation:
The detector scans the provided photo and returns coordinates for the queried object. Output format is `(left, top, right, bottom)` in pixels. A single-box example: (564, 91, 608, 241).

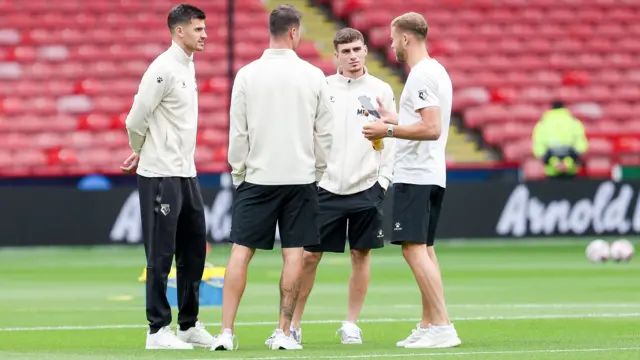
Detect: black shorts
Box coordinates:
(305, 182, 385, 253)
(390, 183, 445, 247)
(229, 182, 319, 250)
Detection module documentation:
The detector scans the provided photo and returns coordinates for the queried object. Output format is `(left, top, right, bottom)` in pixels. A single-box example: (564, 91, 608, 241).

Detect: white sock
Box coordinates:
(222, 328, 233, 335)
(430, 324, 454, 332)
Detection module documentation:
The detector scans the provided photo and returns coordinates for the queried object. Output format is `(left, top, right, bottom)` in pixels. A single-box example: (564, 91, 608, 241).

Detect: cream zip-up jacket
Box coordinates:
(319, 69, 396, 195)
(228, 49, 334, 186)
(125, 41, 199, 178)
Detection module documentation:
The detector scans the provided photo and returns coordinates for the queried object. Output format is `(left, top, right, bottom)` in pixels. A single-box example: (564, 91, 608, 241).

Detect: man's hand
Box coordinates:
(376, 96, 398, 125)
(362, 118, 388, 141)
(120, 152, 140, 174)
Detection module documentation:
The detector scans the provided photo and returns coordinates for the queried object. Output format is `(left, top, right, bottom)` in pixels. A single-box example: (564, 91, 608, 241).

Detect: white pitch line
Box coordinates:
(12, 302, 640, 313)
(398, 303, 640, 309)
(189, 347, 640, 360)
(1, 312, 639, 332)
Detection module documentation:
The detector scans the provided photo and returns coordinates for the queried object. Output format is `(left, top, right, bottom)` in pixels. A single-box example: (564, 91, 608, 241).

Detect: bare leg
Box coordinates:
(427, 246, 441, 272)
(347, 249, 371, 323)
(401, 242, 450, 327)
(279, 247, 304, 335)
(420, 245, 442, 325)
(292, 251, 323, 329)
(220, 244, 255, 332)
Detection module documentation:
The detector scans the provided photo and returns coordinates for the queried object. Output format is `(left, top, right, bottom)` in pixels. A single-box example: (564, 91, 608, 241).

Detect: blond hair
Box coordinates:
(391, 12, 428, 40)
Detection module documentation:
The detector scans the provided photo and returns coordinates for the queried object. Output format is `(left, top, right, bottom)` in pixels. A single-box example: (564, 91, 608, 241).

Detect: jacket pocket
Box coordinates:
(162, 124, 182, 170)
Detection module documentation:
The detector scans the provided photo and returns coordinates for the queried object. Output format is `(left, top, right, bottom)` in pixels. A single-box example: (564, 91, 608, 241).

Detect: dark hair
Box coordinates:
(167, 4, 206, 32)
(333, 28, 365, 50)
(269, 5, 302, 37)
(551, 100, 565, 109)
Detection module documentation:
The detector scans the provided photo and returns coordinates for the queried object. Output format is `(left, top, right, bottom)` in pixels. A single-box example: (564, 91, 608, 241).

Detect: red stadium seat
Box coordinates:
(586, 157, 612, 178)
(13, 149, 47, 167)
(0, 150, 12, 168)
(522, 159, 547, 180)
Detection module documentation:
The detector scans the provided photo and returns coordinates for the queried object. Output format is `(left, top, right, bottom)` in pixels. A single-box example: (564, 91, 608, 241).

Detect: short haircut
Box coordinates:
(391, 12, 428, 40)
(552, 100, 565, 109)
(269, 5, 302, 37)
(167, 4, 206, 32)
(333, 28, 365, 50)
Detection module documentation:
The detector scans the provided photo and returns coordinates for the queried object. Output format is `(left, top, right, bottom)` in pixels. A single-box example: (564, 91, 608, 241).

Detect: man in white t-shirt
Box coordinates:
(362, 12, 461, 349)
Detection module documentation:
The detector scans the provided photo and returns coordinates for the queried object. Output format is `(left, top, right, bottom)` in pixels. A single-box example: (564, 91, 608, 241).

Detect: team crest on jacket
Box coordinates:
(160, 204, 170, 216)
(418, 89, 427, 100)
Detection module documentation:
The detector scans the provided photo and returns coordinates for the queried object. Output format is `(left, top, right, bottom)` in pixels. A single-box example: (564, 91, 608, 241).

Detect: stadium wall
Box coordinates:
(2, 178, 640, 247)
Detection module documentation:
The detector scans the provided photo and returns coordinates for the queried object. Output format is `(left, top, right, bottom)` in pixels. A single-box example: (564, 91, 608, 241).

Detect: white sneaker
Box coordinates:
(264, 330, 275, 346)
(291, 327, 302, 344)
(145, 326, 194, 350)
(210, 329, 238, 351)
(337, 321, 362, 344)
(265, 326, 301, 345)
(177, 321, 215, 347)
(404, 324, 462, 349)
(396, 323, 429, 347)
(269, 329, 303, 350)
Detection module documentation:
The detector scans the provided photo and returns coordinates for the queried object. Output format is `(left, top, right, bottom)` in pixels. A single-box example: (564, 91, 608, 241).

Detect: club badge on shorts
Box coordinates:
(160, 204, 171, 216)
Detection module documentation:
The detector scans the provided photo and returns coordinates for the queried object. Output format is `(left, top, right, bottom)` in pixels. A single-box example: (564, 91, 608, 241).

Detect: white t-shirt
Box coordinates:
(393, 58, 452, 188)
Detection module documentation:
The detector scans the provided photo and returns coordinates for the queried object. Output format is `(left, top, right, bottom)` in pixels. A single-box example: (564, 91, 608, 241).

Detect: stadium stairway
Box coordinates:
(263, 0, 492, 163)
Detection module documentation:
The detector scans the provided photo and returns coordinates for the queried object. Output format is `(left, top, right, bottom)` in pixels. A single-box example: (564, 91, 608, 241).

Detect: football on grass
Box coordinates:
(609, 239, 634, 262)
(586, 239, 610, 263)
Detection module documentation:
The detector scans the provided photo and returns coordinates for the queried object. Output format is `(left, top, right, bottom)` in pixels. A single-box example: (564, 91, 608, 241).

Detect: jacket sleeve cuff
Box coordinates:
(232, 174, 245, 187)
(127, 131, 146, 155)
(315, 170, 324, 183)
(378, 177, 390, 190)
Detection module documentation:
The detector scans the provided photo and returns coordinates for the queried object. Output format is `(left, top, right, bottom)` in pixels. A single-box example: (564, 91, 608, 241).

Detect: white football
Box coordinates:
(586, 239, 610, 263)
(610, 239, 635, 262)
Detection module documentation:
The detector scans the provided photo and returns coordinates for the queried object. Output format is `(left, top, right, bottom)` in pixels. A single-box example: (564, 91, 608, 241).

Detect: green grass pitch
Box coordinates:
(0, 238, 639, 359)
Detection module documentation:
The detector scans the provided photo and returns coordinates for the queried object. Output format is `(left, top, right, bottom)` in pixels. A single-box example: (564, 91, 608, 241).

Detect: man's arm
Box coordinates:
(392, 74, 441, 141)
(379, 84, 397, 191)
(227, 69, 249, 187)
(125, 64, 169, 154)
(313, 75, 334, 182)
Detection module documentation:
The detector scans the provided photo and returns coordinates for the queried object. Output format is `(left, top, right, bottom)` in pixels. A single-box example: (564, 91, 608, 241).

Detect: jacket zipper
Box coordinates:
(340, 80, 351, 194)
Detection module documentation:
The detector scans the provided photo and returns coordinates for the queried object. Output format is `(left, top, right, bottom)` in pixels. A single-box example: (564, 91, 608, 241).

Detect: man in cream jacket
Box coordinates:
(286, 28, 396, 346)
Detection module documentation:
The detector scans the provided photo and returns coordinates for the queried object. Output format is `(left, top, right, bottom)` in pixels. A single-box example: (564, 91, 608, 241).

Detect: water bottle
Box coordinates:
(364, 109, 384, 151)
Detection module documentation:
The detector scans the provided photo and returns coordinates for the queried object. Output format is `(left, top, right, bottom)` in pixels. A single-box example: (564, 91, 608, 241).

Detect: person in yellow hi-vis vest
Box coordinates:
(532, 101, 588, 178)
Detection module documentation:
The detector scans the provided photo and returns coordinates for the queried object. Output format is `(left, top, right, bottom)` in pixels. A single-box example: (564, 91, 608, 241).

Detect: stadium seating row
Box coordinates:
(2, 0, 638, 179)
